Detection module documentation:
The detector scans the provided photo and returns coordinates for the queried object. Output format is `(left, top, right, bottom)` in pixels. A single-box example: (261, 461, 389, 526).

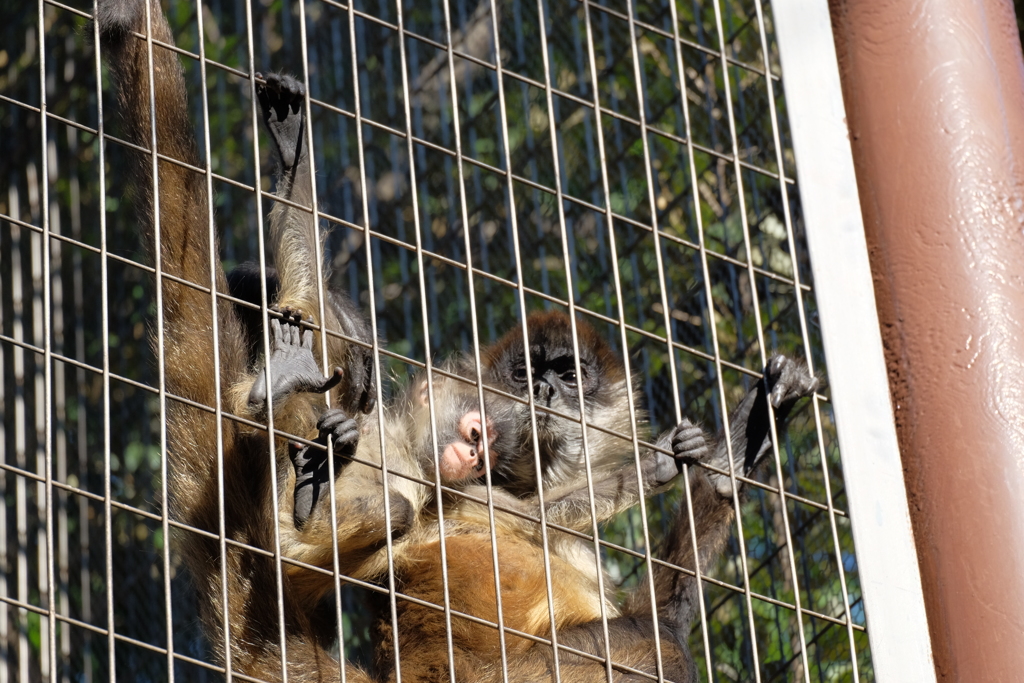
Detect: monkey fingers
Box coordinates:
(647, 419, 709, 487)
(764, 354, 820, 414)
(316, 408, 360, 458)
(247, 310, 344, 414)
(256, 72, 306, 171)
(671, 419, 710, 469)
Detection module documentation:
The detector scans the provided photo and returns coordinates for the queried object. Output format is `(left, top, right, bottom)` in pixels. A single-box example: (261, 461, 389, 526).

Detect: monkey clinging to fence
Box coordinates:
(355, 313, 819, 682)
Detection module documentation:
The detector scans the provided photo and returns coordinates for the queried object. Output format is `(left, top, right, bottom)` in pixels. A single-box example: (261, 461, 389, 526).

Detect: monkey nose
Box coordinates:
(458, 411, 494, 447)
(458, 411, 498, 468)
(438, 442, 480, 482)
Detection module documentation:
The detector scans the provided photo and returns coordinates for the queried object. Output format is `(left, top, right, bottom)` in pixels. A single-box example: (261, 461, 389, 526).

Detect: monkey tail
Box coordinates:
(97, 0, 246, 401)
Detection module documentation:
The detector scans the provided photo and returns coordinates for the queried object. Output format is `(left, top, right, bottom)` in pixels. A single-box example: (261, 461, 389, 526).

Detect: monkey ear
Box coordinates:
(417, 379, 429, 406)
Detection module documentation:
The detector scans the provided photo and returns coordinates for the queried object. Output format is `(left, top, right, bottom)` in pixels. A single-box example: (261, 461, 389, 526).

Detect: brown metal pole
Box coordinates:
(829, 0, 1024, 679)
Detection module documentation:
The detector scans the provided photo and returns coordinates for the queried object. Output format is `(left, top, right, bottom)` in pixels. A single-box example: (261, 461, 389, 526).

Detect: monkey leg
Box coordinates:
(255, 70, 378, 418)
(257, 72, 307, 174)
(248, 307, 343, 414)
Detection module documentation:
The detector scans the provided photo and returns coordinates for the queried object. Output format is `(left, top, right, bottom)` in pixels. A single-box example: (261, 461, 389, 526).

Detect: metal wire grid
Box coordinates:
(0, 0, 874, 680)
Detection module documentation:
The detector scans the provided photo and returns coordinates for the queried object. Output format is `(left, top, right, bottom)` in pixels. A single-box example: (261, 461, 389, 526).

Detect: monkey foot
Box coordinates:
(708, 355, 819, 499)
(256, 72, 306, 170)
(764, 354, 820, 411)
(289, 408, 359, 528)
(248, 307, 343, 414)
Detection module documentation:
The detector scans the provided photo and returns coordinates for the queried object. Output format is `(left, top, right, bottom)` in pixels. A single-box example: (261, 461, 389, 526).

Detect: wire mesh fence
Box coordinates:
(1, 0, 873, 680)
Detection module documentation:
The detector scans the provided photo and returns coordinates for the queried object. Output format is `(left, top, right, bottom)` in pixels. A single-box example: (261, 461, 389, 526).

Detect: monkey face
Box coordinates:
(410, 372, 520, 486)
(481, 311, 633, 494)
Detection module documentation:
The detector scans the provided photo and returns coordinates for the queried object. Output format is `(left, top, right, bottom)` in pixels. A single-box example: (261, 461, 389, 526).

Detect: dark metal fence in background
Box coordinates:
(1, 0, 872, 680)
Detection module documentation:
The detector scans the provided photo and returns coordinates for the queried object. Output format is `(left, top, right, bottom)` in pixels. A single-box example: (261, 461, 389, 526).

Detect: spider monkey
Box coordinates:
(272, 308, 814, 682)
(344, 313, 818, 682)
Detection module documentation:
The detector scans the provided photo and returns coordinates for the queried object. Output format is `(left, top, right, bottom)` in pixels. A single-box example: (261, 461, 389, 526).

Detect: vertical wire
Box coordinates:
(190, 3, 233, 679)
(667, 18, 766, 683)
(50, 124, 69, 683)
(138, 3, 176, 679)
(11, 183, 30, 683)
(708, 1, 811, 678)
(389, 3, 459, 680)
(662, 3, 715, 676)
(89, 5, 116, 678)
(749, 1, 860, 676)
(0, 210, 6, 682)
(28, 160, 49, 682)
(536, 2, 614, 679)
(239, 1, 290, 678)
(292, 4, 349, 680)
(65, 112, 88, 683)
(36, 0, 57, 679)
(484, 0, 565, 678)
(0, 184, 7, 683)
(347, 2, 404, 680)
(618, 3, 709, 678)
(435, 0, 514, 678)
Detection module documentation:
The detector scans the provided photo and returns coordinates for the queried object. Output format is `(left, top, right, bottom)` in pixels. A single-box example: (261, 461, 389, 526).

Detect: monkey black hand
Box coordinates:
(289, 408, 360, 528)
(248, 309, 344, 414)
(650, 418, 710, 487)
(256, 72, 306, 171)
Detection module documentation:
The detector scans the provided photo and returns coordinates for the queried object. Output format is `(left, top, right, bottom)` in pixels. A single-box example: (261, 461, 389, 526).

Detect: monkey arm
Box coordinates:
(636, 355, 819, 636)
(255, 72, 377, 417)
(513, 419, 708, 532)
(98, 0, 248, 408)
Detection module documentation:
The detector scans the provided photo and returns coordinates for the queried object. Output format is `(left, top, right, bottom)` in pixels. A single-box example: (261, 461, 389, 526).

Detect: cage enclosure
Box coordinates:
(0, 0, 894, 680)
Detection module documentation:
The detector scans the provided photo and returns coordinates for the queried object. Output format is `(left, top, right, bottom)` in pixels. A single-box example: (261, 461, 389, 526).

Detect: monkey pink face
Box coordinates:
(438, 410, 499, 483)
(414, 376, 514, 485)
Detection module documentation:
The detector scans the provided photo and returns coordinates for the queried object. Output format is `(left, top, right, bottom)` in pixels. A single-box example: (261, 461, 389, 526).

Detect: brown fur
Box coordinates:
(349, 315, 813, 683)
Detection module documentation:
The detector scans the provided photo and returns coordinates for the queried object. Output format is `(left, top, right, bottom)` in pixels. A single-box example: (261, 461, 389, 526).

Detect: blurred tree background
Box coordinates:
(0, 0, 871, 680)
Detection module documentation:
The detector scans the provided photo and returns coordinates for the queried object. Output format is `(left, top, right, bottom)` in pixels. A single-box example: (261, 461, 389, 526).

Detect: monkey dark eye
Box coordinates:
(512, 365, 528, 383)
(560, 370, 577, 385)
